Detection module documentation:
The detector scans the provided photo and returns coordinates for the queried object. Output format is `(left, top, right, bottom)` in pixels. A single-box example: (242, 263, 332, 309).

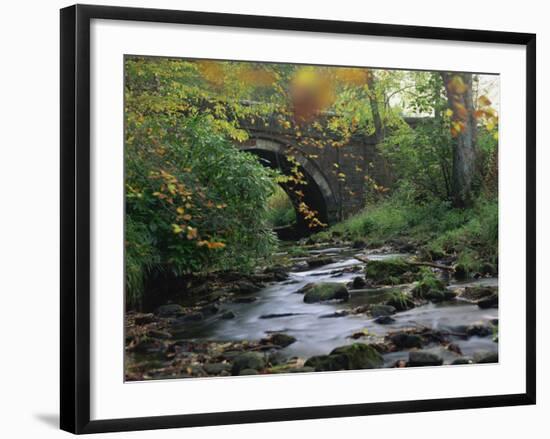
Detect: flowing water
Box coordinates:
(185, 249, 498, 365)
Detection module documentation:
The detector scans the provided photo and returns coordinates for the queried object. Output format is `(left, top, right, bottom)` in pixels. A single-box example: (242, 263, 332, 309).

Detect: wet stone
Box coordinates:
(408, 351, 443, 367)
(374, 315, 396, 325)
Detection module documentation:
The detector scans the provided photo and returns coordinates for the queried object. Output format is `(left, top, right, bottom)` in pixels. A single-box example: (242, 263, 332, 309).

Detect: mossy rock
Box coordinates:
(303, 283, 349, 303)
(370, 304, 396, 317)
(306, 256, 336, 268)
(412, 273, 446, 299)
(365, 258, 419, 285)
(304, 343, 383, 371)
(461, 286, 497, 301)
(261, 333, 296, 348)
(231, 352, 266, 375)
(203, 362, 232, 375)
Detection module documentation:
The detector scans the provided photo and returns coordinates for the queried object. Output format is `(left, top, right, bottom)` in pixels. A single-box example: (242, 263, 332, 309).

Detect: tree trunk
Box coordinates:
(441, 72, 477, 208)
(367, 71, 384, 143)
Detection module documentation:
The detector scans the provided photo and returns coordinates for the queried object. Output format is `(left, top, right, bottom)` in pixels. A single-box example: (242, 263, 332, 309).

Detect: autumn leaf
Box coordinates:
(453, 102, 468, 120)
(186, 227, 198, 240)
(478, 95, 492, 106)
(206, 241, 226, 249)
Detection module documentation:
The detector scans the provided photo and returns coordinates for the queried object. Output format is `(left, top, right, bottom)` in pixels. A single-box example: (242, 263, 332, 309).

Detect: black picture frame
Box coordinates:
(60, 4, 536, 434)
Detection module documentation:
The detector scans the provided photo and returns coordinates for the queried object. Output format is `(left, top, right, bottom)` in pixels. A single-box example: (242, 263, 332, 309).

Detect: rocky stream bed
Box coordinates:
(125, 243, 498, 381)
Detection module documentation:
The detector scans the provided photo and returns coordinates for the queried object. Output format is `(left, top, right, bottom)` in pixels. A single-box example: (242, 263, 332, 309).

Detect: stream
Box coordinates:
(179, 247, 498, 367)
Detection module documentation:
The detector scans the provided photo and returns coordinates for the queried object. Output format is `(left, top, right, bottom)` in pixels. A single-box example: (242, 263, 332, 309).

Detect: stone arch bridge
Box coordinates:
(236, 117, 402, 238)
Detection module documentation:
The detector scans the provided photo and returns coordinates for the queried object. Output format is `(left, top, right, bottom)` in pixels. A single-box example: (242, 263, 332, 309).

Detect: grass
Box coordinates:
(310, 189, 498, 278)
(385, 290, 415, 311)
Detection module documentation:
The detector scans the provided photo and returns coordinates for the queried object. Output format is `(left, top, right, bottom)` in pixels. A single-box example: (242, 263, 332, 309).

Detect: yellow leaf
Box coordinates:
(478, 95, 492, 106)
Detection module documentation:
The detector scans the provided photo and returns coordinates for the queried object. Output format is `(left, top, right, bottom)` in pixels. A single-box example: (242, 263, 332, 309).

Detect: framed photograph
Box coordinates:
(60, 4, 536, 434)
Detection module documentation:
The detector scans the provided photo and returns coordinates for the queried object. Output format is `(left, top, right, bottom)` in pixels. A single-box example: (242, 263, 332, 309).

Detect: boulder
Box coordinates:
(303, 283, 350, 303)
(220, 310, 236, 319)
(259, 312, 305, 319)
(319, 310, 350, 318)
(390, 333, 423, 349)
(411, 272, 454, 302)
(370, 304, 396, 318)
(307, 256, 335, 268)
(477, 294, 498, 309)
(461, 286, 497, 302)
(264, 266, 289, 281)
(426, 289, 457, 302)
(304, 343, 383, 371)
(408, 351, 443, 367)
(466, 322, 493, 337)
(474, 351, 499, 364)
(374, 315, 396, 325)
(233, 280, 262, 294)
(261, 333, 296, 348)
(352, 276, 367, 289)
(231, 352, 266, 375)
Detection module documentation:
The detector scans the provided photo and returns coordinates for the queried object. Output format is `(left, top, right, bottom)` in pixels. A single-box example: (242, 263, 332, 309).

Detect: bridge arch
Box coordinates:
(240, 138, 338, 238)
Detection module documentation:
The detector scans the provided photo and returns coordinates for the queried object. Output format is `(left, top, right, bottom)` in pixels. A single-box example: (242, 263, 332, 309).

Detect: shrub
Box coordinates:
(125, 115, 277, 306)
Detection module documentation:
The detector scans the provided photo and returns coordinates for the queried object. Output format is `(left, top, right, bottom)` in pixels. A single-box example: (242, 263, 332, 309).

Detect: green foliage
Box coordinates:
(319, 188, 497, 280)
(266, 185, 296, 227)
(385, 290, 415, 311)
(125, 114, 277, 306)
(333, 184, 468, 243)
(378, 73, 454, 199)
(427, 199, 498, 267)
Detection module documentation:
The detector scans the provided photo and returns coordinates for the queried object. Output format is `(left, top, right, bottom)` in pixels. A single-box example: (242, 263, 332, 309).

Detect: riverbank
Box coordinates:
(125, 241, 498, 381)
